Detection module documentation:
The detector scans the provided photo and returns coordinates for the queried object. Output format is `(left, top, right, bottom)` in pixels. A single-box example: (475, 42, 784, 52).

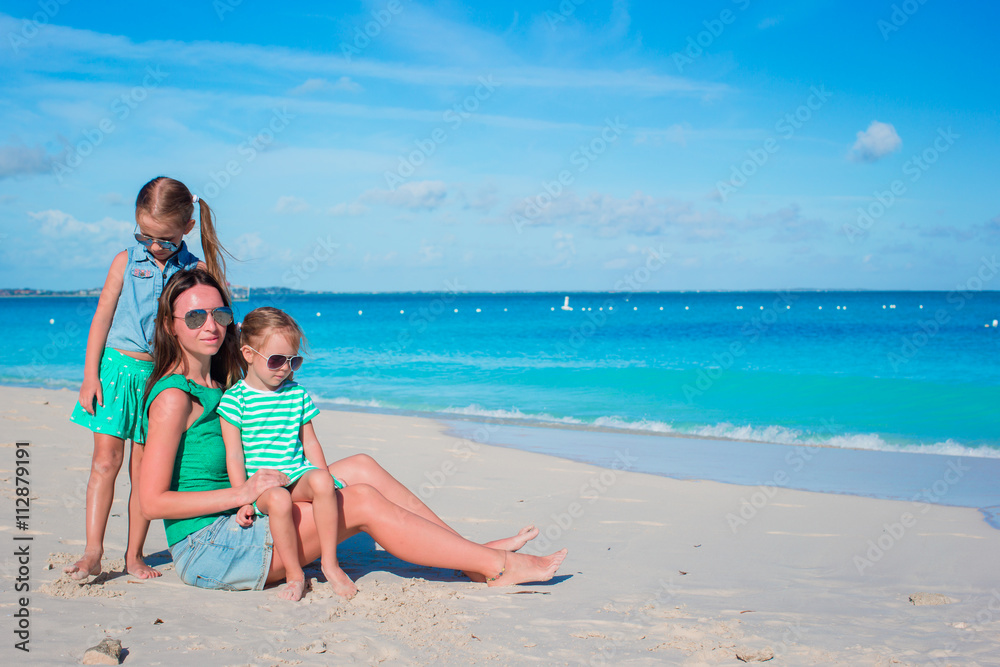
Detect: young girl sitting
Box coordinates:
(218, 307, 357, 601)
(67, 176, 229, 580)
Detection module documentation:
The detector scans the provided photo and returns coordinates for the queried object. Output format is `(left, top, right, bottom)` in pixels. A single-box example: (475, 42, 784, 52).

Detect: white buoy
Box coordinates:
(609, 306, 614, 311)
(786, 306, 790, 309)
(317, 312, 322, 317)
(561, 296, 573, 311)
(890, 304, 896, 309)
(550, 307, 555, 311)
(49, 318, 55, 324)
(357, 310, 361, 315)
(476, 308, 481, 313)
(684, 306, 689, 310)
(760, 306, 764, 310)
(993, 320, 998, 327)
(818, 306, 822, 310)
(659, 306, 663, 311)
(454, 308, 459, 313)
(400, 310, 404, 314)
(919, 305, 924, 309)
(633, 306, 638, 311)
(503, 308, 507, 312)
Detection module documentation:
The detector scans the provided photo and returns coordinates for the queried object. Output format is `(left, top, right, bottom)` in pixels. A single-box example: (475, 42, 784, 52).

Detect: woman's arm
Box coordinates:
(78, 251, 127, 414)
(300, 421, 328, 471)
(140, 388, 286, 521)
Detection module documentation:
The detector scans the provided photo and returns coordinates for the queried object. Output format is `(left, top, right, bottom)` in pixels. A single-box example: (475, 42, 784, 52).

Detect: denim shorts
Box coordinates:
(69, 348, 154, 443)
(169, 514, 273, 591)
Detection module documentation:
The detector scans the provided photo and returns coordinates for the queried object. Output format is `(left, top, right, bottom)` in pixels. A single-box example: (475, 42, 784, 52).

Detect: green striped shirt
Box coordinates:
(217, 379, 320, 483)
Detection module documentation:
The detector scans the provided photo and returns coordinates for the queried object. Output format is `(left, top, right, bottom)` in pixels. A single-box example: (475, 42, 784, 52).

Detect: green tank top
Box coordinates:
(144, 374, 234, 546)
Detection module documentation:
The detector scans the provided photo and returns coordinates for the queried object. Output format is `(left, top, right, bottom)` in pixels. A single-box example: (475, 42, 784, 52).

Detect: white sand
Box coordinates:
(1, 385, 998, 665)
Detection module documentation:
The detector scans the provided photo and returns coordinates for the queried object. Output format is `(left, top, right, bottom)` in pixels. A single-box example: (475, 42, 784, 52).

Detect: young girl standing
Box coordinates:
(66, 176, 230, 580)
(218, 307, 357, 601)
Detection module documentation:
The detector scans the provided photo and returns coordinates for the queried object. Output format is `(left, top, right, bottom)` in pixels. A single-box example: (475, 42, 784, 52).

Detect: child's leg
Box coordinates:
(124, 441, 160, 578)
(256, 487, 306, 601)
(65, 433, 125, 580)
(290, 470, 358, 599)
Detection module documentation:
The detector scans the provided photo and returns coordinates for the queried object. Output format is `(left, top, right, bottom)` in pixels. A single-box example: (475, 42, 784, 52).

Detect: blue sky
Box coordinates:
(1, 0, 997, 292)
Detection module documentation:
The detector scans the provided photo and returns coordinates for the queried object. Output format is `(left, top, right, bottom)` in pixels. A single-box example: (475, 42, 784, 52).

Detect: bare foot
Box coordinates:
(465, 525, 542, 582)
(486, 548, 568, 587)
(64, 550, 102, 581)
(126, 556, 162, 579)
(322, 560, 358, 599)
(483, 525, 539, 552)
(277, 579, 306, 601)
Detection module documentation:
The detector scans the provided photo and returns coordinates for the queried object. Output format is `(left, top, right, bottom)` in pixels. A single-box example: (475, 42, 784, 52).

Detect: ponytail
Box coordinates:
(135, 176, 233, 299)
(194, 197, 231, 298)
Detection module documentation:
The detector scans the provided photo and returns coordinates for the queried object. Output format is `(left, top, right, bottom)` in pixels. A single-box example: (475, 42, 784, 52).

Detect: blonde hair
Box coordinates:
(238, 307, 307, 375)
(135, 176, 231, 295)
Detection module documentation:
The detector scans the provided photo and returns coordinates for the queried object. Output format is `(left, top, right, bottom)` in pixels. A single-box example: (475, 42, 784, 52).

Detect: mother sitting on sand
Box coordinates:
(139, 268, 567, 593)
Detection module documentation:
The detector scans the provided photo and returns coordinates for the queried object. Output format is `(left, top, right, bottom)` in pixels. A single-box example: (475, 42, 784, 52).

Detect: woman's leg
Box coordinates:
(125, 442, 160, 578)
(257, 487, 306, 601)
(289, 470, 357, 599)
(65, 433, 124, 580)
(267, 483, 566, 587)
(328, 454, 538, 551)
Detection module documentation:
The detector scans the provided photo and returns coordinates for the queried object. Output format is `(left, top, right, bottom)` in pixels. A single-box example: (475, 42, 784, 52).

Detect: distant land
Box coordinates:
(0, 286, 306, 298)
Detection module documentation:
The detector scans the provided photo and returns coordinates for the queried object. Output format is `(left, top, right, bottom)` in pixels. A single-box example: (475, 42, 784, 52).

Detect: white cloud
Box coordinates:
(25, 210, 131, 268)
(508, 190, 723, 238)
(274, 196, 309, 214)
(328, 202, 369, 217)
(290, 76, 362, 95)
(0, 143, 51, 179)
(849, 121, 902, 163)
(101, 192, 125, 206)
(232, 232, 265, 260)
(360, 181, 448, 211)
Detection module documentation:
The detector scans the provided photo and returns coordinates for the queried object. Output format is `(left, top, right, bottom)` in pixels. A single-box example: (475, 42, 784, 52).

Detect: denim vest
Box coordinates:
(105, 242, 201, 353)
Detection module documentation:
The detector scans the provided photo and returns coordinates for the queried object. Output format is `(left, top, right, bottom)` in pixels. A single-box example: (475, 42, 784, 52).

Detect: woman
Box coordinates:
(139, 268, 567, 592)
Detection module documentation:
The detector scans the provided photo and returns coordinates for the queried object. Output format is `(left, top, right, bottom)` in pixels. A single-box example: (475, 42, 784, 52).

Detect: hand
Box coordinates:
(78, 376, 104, 416)
(235, 504, 256, 527)
(241, 469, 289, 505)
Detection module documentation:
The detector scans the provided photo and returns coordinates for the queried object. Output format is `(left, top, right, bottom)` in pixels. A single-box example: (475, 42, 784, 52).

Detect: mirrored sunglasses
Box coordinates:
(175, 307, 234, 330)
(248, 346, 304, 371)
(134, 225, 180, 253)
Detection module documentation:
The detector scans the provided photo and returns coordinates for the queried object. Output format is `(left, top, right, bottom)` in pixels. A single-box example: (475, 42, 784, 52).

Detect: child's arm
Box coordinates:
(221, 418, 256, 526)
(300, 421, 328, 471)
(79, 251, 127, 414)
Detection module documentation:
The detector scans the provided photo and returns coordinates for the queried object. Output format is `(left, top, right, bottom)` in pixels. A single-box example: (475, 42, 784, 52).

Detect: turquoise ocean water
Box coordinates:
(3, 290, 997, 460)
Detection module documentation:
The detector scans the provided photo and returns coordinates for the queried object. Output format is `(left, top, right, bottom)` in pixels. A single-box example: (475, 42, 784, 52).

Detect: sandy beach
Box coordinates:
(2, 384, 998, 666)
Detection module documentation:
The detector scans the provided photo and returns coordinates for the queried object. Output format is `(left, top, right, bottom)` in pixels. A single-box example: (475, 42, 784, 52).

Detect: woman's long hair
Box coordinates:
(143, 268, 242, 406)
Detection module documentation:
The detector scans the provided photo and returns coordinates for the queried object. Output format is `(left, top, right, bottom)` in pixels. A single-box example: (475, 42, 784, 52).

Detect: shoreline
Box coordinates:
(4, 384, 1000, 664)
